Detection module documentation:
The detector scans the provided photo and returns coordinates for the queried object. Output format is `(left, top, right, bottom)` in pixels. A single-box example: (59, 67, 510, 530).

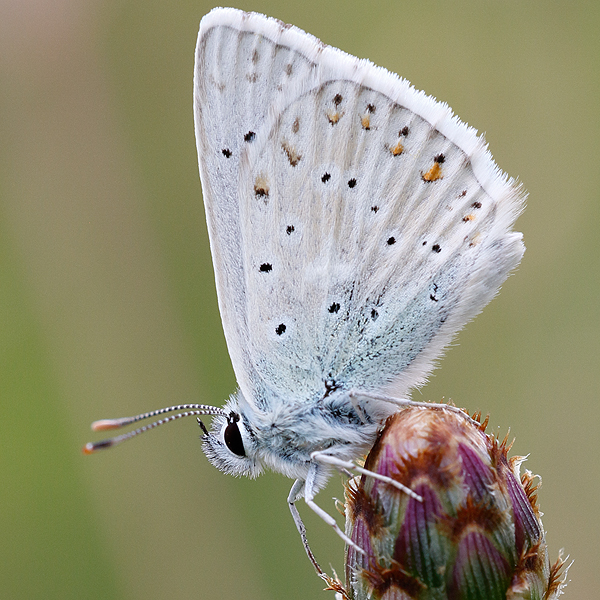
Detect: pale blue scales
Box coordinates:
(243, 81, 503, 403)
(196, 17, 522, 406)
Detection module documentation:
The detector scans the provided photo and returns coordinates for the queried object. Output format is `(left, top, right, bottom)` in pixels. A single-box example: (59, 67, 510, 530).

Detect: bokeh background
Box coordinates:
(1, 1, 597, 598)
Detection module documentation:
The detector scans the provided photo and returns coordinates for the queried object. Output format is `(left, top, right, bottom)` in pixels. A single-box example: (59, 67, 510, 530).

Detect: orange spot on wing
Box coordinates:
(361, 115, 371, 130)
(390, 141, 404, 156)
(254, 174, 270, 198)
(462, 214, 476, 222)
(422, 162, 443, 182)
(327, 111, 342, 124)
(281, 141, 302, 167)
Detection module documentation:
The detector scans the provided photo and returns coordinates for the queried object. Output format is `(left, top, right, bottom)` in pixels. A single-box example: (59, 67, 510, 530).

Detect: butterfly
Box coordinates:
(85, 7, 525, 576)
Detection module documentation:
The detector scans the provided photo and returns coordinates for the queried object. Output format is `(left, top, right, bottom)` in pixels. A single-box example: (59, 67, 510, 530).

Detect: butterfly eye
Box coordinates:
(224, 414, 246, 457)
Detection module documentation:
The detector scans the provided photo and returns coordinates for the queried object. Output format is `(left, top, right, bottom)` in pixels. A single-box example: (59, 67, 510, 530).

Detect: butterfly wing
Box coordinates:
(194, 9, 320, 404)
(194, 9, 525, 411)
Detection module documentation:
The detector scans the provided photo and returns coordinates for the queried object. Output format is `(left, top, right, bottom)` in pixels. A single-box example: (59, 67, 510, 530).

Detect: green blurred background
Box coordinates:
(1, 1, 597, 598)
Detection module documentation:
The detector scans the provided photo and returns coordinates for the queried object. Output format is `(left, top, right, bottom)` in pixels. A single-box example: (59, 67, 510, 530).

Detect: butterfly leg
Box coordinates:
(347, 393, 369, 424)
(302, 463, 366, 555)
(311, 451, 422, 502)
(349, 390, 480, 427)
(288, 479, 327, 578)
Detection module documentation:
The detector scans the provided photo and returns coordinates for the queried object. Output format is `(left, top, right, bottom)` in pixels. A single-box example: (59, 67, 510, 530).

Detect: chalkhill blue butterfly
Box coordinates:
(86, 7, 525, 575)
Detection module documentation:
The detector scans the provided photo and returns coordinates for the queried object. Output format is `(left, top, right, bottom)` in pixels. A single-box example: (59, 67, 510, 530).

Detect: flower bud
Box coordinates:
(344, 407, 567, 600)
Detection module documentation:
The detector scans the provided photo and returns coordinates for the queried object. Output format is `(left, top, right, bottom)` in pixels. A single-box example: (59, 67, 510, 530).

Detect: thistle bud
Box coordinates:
(344, 407, 567, 600)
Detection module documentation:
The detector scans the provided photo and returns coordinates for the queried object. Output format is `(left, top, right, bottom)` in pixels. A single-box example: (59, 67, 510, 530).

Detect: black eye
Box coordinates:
(224, 414, 245, 457)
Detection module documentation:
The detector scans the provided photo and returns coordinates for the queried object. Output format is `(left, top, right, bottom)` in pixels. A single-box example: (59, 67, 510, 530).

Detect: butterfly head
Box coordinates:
(200, 394, 264, 478)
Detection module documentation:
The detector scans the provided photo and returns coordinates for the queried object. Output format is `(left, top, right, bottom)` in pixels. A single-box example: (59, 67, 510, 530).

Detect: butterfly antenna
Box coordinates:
(83, 404, 227, 454)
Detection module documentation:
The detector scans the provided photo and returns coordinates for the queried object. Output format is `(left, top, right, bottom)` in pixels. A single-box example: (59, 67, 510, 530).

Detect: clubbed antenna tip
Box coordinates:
(82, 404, 227, 455)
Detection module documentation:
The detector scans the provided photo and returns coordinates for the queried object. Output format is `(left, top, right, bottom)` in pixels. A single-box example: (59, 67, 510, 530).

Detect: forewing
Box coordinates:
(194, 9, 319, 404)
(195, 9, 525, 408)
